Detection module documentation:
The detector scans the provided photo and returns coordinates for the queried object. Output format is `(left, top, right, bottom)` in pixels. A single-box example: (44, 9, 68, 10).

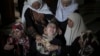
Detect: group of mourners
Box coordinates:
(1, 0, 99, 56)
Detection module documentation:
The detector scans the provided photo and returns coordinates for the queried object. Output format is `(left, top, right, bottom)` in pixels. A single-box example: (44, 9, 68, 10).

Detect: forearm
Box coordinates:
(27, 26, 38, 39)
(45, 44, 61, 52)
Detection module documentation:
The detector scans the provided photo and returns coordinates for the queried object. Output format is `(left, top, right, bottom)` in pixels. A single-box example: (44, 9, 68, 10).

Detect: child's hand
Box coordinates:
(48, 45, 60, 51)
(41, 39, 50, 47)
(35, 35, 42, 43)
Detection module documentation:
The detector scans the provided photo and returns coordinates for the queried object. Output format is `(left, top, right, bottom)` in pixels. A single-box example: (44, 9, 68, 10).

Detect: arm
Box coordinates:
(4, 37, 14, 50)
(24, 9, 40, 39)
(41, 38, 61, 52)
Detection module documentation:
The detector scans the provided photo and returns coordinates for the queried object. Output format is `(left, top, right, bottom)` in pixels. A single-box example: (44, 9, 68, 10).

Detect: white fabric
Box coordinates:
(21, 0, 52, 25)
(64, 13, 86, 46)
(55, 0, 78, 22)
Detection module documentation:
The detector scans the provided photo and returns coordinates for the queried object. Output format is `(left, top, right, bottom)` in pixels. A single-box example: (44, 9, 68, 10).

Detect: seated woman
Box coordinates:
(35, 21, 62, 56)
(21, 0, 60, 56)
(64, 13, 86, 56)
(21, 0, 54, 39)
(3, 22, 30, 56)
(64, 13, 86, 46)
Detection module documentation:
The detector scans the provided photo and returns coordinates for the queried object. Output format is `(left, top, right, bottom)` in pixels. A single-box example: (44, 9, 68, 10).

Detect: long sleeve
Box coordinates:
(24, 9, 38, 38)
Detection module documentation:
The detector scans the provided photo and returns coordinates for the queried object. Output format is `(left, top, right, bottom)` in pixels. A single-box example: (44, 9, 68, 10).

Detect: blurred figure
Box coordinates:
(78, 30, 99, 56)
(65, 13, 86, 46)
(21, 0, 55, 56)
(55, 0, 78, 45)
(4, 22, 30, 56)
(64, 13, 86, 56)
(36, 22, 62, 56)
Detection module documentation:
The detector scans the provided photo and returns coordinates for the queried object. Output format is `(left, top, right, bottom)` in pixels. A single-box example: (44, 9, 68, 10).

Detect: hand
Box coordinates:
(35, 35, 42, 43)
(4, 44, 14, 50)
(58, 28, 62, 35)
(41, 39, 51, 48)
(78, 37, 83, 48)
(47, 45, 60, 51)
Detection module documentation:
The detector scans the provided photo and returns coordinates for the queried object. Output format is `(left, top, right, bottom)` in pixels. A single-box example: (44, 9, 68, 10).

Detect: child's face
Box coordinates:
(12, 29, 22, 38)
(45, 23, 57, 36)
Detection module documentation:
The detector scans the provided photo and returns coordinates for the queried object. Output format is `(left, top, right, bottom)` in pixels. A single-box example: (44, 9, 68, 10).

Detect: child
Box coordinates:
(4, 22, 30, 56)
(36, 22, 62, 56)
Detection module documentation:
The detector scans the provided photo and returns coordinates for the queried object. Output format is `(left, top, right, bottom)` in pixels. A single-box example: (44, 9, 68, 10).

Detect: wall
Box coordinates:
(76, 0, 84, 5)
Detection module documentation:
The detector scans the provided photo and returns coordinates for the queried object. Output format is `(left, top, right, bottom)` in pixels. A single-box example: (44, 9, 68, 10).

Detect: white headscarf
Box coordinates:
(21, 0, 52, 25)
(55, 0, 78, 22)
(64, 13, 86, 46)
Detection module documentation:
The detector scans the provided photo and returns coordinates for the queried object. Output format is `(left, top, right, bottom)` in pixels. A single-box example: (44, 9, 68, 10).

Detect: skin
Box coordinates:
(12, 29, 22, 39)
(43, 23, 61, 51)
(32, 1, 41, 9)
(45, 23, 57, 37)
(4, 29, 22, 50)
(61, 0, 71, 7)
(4, 38, 14, 50)
(68, 19, 74, 28)
(36, 23, 60, 51)
(31, 1, 44, 22)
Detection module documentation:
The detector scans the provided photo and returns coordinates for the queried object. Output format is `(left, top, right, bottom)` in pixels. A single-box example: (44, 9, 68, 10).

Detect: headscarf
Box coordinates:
(55, 0, 78, 22)
(21, 0, 52, 25)
(9, 22, 30, 56)
(64, 13, 86, 46)
(12, 22, 23, 31)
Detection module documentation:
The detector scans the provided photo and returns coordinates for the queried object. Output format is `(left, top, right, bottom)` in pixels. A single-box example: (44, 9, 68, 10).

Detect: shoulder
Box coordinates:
(25, 8, 31, 14)
(68, 12, 82, 19)
(70, 13, 81, 16)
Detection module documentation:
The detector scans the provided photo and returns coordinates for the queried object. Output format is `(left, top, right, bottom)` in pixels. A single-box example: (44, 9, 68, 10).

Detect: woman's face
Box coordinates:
(32, 1, 41, 9)
(61, 0, 71, 7)
(12, 29, 22, 38)
(68, 19, 74, 28)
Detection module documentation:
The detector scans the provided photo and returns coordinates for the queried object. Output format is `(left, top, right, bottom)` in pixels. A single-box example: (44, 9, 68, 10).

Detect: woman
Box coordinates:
(64, 13, 86, 46)
(55, 0, 78, 45)
(3, 22, 30, 56)
(21, 0, 55, 56)
(55, 0, 78, 32)
(64, 13, 86, 56)
(21, 0, 54, 38)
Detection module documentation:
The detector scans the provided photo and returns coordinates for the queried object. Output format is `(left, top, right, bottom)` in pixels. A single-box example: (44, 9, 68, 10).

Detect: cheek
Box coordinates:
(18, 32, 21, 35)
(68, 20, 74, 28)
(53, 29, 56, 33)
(15, 31, 22, 36)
